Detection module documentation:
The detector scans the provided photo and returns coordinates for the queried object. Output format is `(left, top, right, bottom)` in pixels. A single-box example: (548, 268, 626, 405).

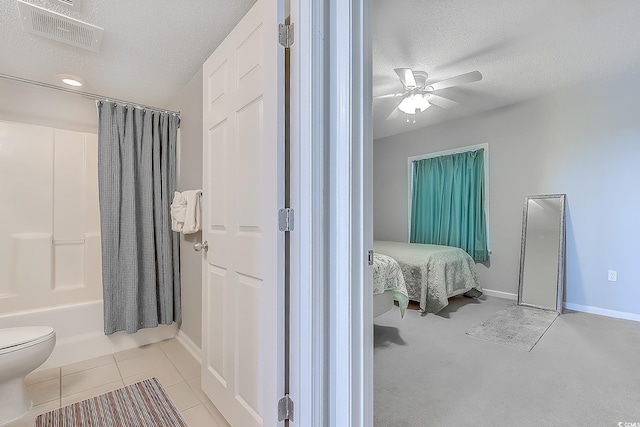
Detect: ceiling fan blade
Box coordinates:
(374, 92, 404, 100)
(386, 105, 401, 121)
(394, 68, 417, 89)
(425, 94, 459, 109)
(426, 71, 482, 91)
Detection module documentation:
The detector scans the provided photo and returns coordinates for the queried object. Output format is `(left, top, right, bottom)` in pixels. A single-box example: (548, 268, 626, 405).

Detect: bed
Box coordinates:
(373, 253, 409, 317)
(374, 240, 483, 314)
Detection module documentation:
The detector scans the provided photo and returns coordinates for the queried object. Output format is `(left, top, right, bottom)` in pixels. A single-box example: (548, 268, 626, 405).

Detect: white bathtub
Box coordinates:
(0, 300, 177, 370)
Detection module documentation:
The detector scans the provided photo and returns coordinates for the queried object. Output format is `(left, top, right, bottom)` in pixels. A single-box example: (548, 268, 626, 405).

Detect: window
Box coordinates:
(408, 143, 489, 262)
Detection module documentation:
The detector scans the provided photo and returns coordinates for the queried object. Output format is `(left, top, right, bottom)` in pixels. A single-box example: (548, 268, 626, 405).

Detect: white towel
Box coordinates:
(182, 189, 202, 234)
(170, 191, 187, 232)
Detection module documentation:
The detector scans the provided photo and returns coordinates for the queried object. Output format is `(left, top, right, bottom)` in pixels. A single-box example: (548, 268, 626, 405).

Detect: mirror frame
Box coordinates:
(517, 193, 566, 313)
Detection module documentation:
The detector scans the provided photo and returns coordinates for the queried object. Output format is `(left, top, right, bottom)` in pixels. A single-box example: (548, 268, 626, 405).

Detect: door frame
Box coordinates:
(327, 0, 372, 425)
(288, 0, 328, 425)
(289, 0, 371, 425)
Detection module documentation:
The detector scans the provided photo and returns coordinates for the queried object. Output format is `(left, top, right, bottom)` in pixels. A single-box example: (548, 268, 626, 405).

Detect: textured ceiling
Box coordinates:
(372, 0, 640, 139)
(2, 0, 640, 138)
(0, 0, 255, 109)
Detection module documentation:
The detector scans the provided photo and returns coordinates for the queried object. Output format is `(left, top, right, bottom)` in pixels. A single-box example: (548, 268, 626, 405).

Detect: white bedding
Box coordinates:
(373, 253, 409, 317)
(374, 241, 483, 314)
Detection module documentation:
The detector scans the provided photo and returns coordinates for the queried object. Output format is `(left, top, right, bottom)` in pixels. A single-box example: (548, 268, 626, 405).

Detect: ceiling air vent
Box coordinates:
(57, 0, 82, 11)
(17, 0, 103, 52)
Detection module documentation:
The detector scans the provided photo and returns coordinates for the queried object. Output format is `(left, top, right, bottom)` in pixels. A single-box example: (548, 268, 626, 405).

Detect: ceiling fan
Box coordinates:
(376, 68, 482, 122)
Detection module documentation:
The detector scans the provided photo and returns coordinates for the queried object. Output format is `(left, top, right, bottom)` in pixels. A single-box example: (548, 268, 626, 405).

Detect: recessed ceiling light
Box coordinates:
(58, 74, 85, 88)
(62, 78, 82, 87)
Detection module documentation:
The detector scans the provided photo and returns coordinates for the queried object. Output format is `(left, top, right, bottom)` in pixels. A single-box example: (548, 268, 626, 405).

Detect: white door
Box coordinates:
(201, 0, 285, 425)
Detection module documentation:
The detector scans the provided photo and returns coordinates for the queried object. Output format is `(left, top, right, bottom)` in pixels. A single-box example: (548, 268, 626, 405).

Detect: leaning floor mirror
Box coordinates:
(518, 194, 566, 313)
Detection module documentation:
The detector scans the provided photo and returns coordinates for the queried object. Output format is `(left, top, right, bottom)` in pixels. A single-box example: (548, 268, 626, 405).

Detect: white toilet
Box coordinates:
(0, 326, 56, 425)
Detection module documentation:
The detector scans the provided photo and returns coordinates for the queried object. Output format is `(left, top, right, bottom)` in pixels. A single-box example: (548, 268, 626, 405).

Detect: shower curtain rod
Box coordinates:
(0, 73, 181, 116)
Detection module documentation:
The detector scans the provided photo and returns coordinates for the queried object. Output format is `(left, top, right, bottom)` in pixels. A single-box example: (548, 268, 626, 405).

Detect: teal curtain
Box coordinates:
(410, 149, 489, 262)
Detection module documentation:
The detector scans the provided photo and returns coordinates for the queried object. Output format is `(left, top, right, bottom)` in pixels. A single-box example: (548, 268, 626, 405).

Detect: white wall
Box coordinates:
(0, 78, 98, 134)
(373, 70, 640, 316)
(166, 69, 204, 348)
(0, 120, 102, 313)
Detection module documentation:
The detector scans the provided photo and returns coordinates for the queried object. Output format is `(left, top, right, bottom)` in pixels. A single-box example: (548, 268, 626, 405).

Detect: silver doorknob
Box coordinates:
(194, 241, 209, 252)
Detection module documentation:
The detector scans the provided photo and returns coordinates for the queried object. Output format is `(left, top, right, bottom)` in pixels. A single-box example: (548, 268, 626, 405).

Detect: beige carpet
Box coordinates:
(465, 304, 558, 351)
(34, 377, 187, 427)
(374, 296, 640, 426)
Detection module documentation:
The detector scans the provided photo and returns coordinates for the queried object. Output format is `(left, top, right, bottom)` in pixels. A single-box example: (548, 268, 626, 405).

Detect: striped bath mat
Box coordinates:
(35, 377, 187, 427)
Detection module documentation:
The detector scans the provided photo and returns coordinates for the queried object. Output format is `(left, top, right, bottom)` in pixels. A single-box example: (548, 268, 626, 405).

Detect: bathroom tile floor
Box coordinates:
(6, 338, 231, 427)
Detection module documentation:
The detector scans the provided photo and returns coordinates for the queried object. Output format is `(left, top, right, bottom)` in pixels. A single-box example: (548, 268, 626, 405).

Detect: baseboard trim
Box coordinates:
(480, 290, 640, 322)
(564, 302, 640, 322)
(175, 329, 202, 365)
(482, 289, 517, 300)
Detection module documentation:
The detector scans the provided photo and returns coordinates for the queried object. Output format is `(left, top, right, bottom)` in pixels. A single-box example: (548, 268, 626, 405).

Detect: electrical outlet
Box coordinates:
(608, 270, 618, 282)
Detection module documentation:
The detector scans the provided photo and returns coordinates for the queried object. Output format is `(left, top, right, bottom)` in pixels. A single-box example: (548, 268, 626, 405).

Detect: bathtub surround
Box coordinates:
(0, 83, 188, 375)
(0, 116, 176, 371)
(0, 120, 102, 313)
(97, 101, 181, 335)
(0, 301, 177, 371)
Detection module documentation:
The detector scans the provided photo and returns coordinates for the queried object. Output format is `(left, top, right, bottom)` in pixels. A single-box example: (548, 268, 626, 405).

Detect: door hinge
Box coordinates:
(278, 23, 294, 48)
(368, 249, 374, 266)
(278, 208, 294, 232)
(278, 394, 294, 422)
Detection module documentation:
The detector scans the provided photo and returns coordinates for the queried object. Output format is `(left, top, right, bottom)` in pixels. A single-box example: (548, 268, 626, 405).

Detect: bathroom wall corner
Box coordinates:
(166, 68, 204, 349)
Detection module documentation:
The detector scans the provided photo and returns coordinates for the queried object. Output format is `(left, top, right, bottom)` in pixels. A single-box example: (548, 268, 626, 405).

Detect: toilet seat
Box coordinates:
(0, 326, 55, 355)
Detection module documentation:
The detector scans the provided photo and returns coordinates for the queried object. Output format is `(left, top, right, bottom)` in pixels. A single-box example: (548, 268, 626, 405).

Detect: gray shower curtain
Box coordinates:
(97, 101, 181, 335)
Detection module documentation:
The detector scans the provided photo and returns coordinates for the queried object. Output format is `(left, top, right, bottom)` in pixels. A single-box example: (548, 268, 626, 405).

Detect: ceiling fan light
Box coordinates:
(398, 94, 430, 115)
